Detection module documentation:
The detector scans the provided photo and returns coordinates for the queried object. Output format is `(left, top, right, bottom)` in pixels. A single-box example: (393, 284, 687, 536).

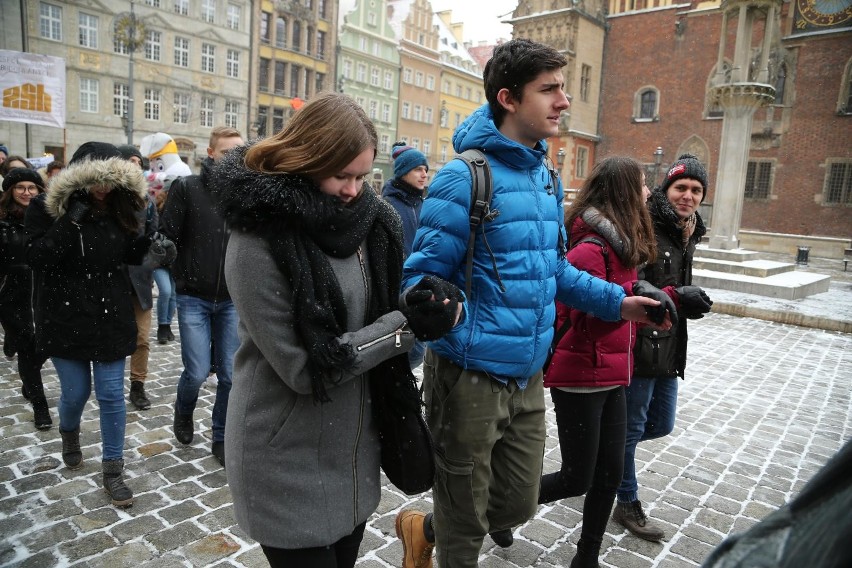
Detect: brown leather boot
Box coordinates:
(612, 500, 665, 541)
(395, 509, 434, 568)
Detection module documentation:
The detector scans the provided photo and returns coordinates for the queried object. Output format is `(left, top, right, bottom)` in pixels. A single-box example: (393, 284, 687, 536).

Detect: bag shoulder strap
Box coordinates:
(454, 149, 503, 298)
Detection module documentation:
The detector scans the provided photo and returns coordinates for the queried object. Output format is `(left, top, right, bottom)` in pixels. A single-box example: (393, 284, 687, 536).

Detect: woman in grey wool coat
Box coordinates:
(210, 92, 461, 567)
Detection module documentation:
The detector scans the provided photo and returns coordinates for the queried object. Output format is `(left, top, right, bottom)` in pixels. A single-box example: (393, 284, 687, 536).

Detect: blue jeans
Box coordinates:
(153, 268, 177, 325)
(617, 376, 678, 503)
(174, 295, 239, 443)
(53, 357, 127, 461)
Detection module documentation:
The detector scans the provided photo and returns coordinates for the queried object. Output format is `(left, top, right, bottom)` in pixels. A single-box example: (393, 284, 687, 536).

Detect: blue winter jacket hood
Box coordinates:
(402, 105, 625, 383)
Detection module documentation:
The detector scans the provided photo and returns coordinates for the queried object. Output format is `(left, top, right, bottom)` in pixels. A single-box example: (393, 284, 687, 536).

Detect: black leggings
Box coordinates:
(538, 387, 626, 547)
(17, 338, 48, 400)
(260, 522, 366, 568)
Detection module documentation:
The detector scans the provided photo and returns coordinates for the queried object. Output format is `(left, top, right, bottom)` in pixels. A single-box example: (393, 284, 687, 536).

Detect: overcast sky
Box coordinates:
(429, 0, 516, 45)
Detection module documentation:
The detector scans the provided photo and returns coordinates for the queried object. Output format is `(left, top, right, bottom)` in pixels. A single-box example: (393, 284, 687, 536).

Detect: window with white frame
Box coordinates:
(356, 63, 366, 83)
(343, 60, 352, 79)
(423, 140, 431, 158)
(227, 3, 240, 30)
(415, 71, 424, 87)
(226, 49, 240, 78)
(639, 90, 657, 119)
(144, 30, 161, 61)
(200, 97, 214, 127)
(369, 100, 378, 120)
(382, 103, 391, 123)
(224, 100, 239, 128)
(402, 102, 410, 119)
(78, 13, 98, 49)
(114, 34, 129, 54)
(455, 84, 462, 97)
(146, 0, 160, 6)
(412, 138, 420, 149)
(359, 37, 367, 51)
(174, 92, 190, 123)
(384, 71, 393, 90)
(576, 147, 588, 179)
(113, 83, 129, 117)
(174, 0, 188, 15)
(201, 44, 215, 73)
(367, 12, 377, 26)
(318, 0, 327, 18)
(40, 3, 62, 41)
(372, 41, 379, 56)
(370, 67, 380, 87)
(380, 134, 390, 156)
(413, 105, 422, 122)
(403, 68, 413, 83)
(174, 37, 189, 67)
(260, 12, 270, 43)
(272, 107, 284, 133)
(201, 0, 215, 23)
(744, 160, 773, 199)
(441, 144, 447, 162)
(823, 160, 852, 205)
(425, 107, 433, 124)
(426, 75, 435, 91)
(144, 88, 161, 120)
(79, 78, 98, 113)
(466, 87, 472, 100)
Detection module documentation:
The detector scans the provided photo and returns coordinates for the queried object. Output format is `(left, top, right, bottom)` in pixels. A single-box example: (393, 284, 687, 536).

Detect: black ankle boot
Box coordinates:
(31, 395, 52, 430)
(60, 427, 83, 469)
(102, 458, 133, 508)
(570, 539, 601, 568)
(129, 380, 151, 410)
(157, 324, 170, 344)
(173, 406, 194, 444)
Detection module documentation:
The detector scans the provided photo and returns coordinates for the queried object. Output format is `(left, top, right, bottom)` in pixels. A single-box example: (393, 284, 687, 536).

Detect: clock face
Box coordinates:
(796, 0, 852, 27)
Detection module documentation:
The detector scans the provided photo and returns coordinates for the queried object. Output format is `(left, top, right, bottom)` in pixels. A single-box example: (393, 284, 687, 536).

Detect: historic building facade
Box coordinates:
(251, 0, 339, 140)
(2, 0, 252, 167)
(598, 0, 851, 240)
(337, 0, 401, 180)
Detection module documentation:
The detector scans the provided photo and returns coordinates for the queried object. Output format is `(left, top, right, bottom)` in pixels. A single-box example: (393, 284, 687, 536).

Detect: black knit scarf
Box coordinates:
(211, 147, 421, 412)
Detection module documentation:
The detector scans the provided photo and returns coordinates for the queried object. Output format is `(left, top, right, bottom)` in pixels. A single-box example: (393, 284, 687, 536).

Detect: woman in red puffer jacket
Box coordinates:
(538, 156, 657, 568)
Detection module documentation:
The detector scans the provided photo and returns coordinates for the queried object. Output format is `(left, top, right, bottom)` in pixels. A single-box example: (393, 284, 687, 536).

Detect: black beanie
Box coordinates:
(2, 167, 45, 193)
(69, 142, 122, 165)
(116, 144, 143, 163)
(660, 153, 708, 202)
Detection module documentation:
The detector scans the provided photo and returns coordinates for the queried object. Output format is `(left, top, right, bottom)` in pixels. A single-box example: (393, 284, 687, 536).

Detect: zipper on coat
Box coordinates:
(352, 245, 370, 526)
(214, 220, 227, 299)
(356, 324, 410, 352)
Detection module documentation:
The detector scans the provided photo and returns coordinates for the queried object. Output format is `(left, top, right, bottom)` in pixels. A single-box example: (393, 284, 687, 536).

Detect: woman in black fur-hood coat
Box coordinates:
(25, 144, 150, 362)
(207, 93, 440, 561)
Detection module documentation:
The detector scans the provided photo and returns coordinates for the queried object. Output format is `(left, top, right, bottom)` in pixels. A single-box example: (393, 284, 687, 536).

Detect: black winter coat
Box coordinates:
(633, 190, 706, 379)
(159, 158, 231, 302)
(24, 158, 150, 361)
(0, 211, 36, 353)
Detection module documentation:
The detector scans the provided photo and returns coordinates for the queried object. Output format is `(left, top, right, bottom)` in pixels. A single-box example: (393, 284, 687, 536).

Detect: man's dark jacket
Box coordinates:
(159, 158, 231, 302)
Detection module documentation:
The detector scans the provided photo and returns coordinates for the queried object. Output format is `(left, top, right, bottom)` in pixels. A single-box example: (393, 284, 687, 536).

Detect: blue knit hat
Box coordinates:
(0, 145, 8, 158)
(392, 142, 428, 179)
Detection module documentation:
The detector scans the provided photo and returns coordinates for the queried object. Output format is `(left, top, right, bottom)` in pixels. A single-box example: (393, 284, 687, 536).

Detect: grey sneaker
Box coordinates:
(612, 500, 665, 541)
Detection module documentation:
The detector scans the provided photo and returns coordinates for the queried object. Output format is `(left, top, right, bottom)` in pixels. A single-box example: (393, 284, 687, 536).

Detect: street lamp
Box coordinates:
(652, 146, 664, 187)
(556, 147, 566, 167)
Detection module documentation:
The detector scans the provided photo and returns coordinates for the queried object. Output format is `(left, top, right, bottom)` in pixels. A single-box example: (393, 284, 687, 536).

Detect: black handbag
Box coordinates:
(371, 355, 435, 495)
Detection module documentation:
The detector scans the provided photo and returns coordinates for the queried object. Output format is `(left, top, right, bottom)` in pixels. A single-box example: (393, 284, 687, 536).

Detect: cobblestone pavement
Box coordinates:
(1, 309, 850, 567)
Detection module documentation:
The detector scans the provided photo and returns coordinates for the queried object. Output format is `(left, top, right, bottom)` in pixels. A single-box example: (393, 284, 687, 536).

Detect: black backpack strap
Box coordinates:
(455, 149, 503, 298)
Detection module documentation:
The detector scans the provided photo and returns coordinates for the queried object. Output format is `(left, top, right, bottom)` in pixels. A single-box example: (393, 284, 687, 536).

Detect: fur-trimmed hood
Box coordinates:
(45, 157, 146, 219)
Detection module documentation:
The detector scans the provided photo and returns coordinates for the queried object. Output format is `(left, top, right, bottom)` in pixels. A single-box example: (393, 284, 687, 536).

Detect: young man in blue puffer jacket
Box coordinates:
(394, 38, 675, 568)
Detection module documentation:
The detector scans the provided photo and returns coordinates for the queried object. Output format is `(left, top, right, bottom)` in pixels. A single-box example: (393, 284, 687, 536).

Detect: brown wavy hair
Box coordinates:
(244, 92, 377, 179)
(565, 156, 656, 268)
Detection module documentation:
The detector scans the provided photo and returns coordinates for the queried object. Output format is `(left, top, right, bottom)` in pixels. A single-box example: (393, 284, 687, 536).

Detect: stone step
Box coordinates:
(693, 257, 795, 278)
(694, 245, 761, 262)
(693, 268, 831, 300)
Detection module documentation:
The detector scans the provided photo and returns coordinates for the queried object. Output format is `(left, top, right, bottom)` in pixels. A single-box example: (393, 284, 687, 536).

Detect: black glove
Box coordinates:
(145, 232, 178, 267)
(675, 286, 713, 319)
(399, 275, 462, 341)
(633, 280, 679, 328)
(65, 189, 91, 225)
